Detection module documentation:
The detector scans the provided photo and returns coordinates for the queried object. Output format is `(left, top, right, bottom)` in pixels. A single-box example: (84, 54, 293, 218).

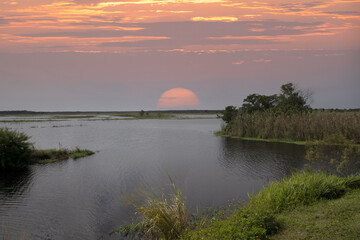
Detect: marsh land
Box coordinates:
(0, 109, 359, 239)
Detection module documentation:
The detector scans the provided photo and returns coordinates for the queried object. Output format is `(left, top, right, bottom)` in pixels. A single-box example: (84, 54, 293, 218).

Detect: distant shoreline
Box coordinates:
(0, 110, 221, 115)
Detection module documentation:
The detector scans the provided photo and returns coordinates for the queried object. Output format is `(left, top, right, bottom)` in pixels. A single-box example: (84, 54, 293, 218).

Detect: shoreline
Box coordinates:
(215, 131, 306, 145)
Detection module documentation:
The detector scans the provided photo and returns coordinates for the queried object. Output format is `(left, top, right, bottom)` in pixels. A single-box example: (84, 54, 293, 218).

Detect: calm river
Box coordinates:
(0, 117, 306, 239)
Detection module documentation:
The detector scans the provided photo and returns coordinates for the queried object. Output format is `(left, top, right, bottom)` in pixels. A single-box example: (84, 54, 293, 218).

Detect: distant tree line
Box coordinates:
(219, 83, 311, 124)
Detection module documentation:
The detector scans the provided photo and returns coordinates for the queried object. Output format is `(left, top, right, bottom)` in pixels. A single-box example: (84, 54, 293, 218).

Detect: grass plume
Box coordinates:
(120, 182, 188, 240)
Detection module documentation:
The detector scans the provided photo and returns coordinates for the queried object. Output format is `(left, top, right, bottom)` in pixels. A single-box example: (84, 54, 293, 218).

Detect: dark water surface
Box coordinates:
(0, 119, 306, 239)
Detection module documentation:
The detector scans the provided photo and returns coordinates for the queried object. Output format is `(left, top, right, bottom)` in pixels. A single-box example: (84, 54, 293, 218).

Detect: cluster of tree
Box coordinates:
(219, 83, 312, 123)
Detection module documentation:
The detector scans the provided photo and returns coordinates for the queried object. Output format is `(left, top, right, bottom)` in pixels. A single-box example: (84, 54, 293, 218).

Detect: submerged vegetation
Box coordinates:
(0, 128, 95, 168)
(31, 148, 95, 164)
(120, 171, 360, 240)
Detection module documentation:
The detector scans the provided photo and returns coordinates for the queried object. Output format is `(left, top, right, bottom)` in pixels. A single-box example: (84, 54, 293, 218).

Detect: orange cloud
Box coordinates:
(191, 16, 238, 22)
(232, 60, 244, 64)
(253, 58, 271, 63)
(0, 0, 358, 53)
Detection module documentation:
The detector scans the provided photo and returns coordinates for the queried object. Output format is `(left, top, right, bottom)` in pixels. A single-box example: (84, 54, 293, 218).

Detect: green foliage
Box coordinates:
(305, 134, 360, 174)
(221, 111, 360, 143)
(31, 149, 70, 163)
(69, 147, 95, 159)
(218, 105, 238, 124)
(184, 207, 278, 240)
(120, 182, 188, 240)
(185, 171, 360, 240)
(0, 128, 34, 168)
(242, 94, 278, 114)
(249, 171, 359, 213)
(139, 110, 145, 116)
(276, 83, 310, 113)
(31, 148, 95, 164)
(238, 83, 310, 116)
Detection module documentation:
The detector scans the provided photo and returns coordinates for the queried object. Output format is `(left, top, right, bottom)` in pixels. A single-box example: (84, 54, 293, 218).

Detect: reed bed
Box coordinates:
(222, 111, 360, 143)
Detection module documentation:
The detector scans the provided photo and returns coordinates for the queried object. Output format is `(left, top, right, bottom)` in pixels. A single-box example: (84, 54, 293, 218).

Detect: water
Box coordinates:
(0, 118, 306, 239)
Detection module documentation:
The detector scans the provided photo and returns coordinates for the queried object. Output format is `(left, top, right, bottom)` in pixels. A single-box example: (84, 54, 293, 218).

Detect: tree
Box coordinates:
(218, 105, 238, 123)
(241, 94, 277, 114)
(276, 83, 311, 113)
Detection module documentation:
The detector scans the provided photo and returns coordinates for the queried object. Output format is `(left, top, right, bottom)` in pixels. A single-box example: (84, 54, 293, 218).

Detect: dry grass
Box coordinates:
(121, 182, 188, 240)
(222, 111, 360, 143)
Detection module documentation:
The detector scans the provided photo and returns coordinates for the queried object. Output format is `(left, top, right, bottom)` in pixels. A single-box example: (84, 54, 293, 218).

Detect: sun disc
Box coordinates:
(157, 88, 200, 108)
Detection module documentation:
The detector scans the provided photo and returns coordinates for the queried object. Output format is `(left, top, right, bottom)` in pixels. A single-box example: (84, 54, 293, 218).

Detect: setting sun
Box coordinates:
(157, 88, 200, 108)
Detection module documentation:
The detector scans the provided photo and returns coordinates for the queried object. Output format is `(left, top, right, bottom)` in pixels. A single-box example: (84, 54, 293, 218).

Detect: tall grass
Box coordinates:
(222, 111, 360, 143)
(121, 182, 188, 240)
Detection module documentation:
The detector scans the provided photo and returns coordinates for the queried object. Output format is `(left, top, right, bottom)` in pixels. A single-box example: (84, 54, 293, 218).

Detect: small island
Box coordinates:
(0, 128, 95, 168)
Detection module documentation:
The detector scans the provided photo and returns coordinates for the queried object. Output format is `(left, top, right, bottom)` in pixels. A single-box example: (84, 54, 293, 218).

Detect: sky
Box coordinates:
(0, 0, 359, 111)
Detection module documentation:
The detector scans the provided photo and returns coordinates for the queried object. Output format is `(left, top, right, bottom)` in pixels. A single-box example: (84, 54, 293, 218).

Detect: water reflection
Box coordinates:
(219, 138, 307, 181)
(0, 167, 33, 201)
(0, 119, 309, 239)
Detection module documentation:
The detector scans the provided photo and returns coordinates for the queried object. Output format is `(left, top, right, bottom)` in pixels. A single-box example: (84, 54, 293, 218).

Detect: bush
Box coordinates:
(120, 182, 188, 240)
(0, 128, 34, 168)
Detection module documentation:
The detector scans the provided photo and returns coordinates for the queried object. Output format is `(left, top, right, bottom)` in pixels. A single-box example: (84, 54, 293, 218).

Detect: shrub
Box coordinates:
(0, 128, 34, 168)
(120, 182, 188, 240)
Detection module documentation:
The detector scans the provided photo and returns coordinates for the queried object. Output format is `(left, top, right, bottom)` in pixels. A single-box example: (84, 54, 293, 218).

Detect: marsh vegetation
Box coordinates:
(1, 107, 359, 239)
(218, 83, 360, 174)
(120, 171, 360, 240)
(0, 128, 94, 168)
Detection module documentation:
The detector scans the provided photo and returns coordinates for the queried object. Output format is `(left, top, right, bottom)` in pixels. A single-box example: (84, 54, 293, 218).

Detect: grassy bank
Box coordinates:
(30, 148, 95, 164)
(271, 189, 360, 240)
(184, 171, 360, 240)
(120, 171, 360, 240)
(220, 111, 360, 144)
(215, 132, 306, 145)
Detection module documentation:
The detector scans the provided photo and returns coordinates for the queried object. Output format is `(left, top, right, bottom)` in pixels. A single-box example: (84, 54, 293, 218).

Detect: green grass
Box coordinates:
(30, 148, 95, 164)
(120, 171, 360, 240)
(0, 119, 63, 123)
(119, 182, 188, 240)
(69, 148, 95, 159)
(184, 171, 360, 240)
(271, 189, 360, 240)
(215, 131, 306, 145)
(52, 115, 95, 119)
